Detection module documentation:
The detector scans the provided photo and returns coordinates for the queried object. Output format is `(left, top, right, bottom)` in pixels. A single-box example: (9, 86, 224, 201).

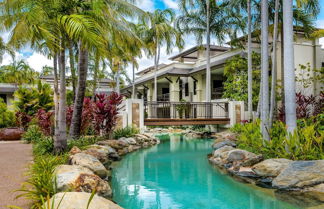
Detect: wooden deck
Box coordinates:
(144, 118, 230, 126)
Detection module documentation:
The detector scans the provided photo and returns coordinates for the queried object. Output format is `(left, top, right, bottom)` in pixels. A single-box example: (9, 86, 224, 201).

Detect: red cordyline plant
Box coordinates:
(15, 111, 32, 130)
(66, 97, 94, 134)
(36, 109, 54, 135)
(279, 92, 324, 122)
(93, 92, 123, 136)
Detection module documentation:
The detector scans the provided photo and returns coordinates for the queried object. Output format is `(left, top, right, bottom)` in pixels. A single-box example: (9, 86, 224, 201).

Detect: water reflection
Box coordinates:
(112, 135, 299, 209)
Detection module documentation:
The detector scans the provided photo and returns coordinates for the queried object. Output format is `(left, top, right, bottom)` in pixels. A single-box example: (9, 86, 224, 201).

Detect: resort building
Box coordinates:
(123, 29, 324, 102)
(120, 28, 324, 126)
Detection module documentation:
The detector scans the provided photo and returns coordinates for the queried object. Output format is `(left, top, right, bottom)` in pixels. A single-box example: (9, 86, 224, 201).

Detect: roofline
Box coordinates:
(169, 45, 230, 61)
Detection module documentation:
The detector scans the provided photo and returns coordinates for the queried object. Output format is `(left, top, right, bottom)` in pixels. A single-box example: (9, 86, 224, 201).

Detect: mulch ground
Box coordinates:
(0, 141, 33, 209)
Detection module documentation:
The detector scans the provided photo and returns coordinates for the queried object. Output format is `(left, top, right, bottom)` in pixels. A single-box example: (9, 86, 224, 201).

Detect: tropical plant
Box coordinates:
(140, 8, 183, 101)
(113, 126, 139, 139)
(0, 98, 15, 128)
(36, 109, 54, 136)
(15, 154, 67, 209)
(22, 125, 44, 144)
(222, 52, 261, 107)
(0, 60, 39, 85)
(14, 81, 54, 117)
(177, 0, 243, 102)
(93, 93, 123, 136)
(175, 99, 189, 119)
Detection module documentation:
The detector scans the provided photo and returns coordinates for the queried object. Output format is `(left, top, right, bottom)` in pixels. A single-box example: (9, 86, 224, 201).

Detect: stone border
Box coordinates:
(208, 131, 324, 208)
(48, 133, 160, 208)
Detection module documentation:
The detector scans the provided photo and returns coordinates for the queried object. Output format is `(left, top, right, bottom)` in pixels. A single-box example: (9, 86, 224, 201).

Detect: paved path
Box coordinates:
(0, 141, 33, 209)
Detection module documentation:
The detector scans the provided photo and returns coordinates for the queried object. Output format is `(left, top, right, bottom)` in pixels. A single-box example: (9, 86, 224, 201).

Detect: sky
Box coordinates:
(1, 0, 324, 75)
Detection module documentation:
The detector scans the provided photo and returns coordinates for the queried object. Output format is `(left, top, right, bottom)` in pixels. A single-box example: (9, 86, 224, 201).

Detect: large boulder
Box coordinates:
(252, 159, 292, 177)
(44, 192, 123, 209)
(54, 165, 112, 198)
(0, 128, 24, 141)
(210, 147, 261, 168)
(273, 160, 324, 189)
(212, 140, 236, 150)
(83, 145, 113, 165)
(70, 153, 108, 178)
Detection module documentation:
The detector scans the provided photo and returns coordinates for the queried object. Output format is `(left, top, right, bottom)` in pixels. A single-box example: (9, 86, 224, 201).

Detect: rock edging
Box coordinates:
(48, 134, 160, 208)
(208, 131, 324, 207)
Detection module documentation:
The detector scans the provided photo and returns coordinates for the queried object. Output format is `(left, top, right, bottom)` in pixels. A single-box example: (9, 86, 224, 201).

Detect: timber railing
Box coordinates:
(144, 101, 229, 119)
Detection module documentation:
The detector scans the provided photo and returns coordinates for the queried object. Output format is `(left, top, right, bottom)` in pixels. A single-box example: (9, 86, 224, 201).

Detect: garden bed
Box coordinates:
(209, 129, 324, 208)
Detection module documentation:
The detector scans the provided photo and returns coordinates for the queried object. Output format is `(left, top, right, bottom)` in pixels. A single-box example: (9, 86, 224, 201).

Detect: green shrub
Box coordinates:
(0, 98, 15, 128)
(113, 126, 139, 139)
(232, 116, 324, 160)
(16, 154, 68, 209)
(67, 136, 103, 150)
(22, 125, 44, 143)
(33, 137, 54, 156)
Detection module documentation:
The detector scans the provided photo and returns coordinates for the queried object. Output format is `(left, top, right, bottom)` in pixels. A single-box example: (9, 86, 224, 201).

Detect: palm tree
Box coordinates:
(247, 0, 253, 121)
(177, 0, 240, 102)
(269, 0, 279, 127)
(261, 0, 270, 140)
(140, 9, 183, 101)
(283, 0, 297, 133)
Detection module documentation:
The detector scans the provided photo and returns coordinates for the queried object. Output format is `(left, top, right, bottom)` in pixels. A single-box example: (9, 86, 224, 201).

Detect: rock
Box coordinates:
(241, 155, 263, 167)
(135, 134, 150, 140)
(70, 153, 108, 178)
(227, 149, 257, 163)
(212, 140, 236, 150)
(209, 146, 235, 166)
(213, 145, 235, 158)
(0, 128, 24, 141)
(252, 159, 292, 177)
(44, 192, 123, 209)
(97, 140, 128, 150)
(124, 137, 137, 145)
(210, 148, 258, 168)
(54, 165, 111, 198)
(69, 146, 82, 155)
(83, 145, 111, 165)
(273, 160, 324, 189)
(234, 167, 259, 178)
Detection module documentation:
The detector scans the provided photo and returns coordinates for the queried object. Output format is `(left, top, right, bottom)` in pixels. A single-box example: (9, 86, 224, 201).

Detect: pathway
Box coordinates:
(0, 141, 33, 209)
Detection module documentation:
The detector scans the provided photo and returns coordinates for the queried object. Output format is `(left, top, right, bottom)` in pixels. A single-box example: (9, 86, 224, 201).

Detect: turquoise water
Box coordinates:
(112, 135, 299, 209)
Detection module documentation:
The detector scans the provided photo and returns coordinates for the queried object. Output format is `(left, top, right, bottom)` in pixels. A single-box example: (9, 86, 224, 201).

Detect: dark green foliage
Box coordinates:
(0, 98, 15, 128)
(232, 114, 324, 160)
(67, 136, 103, 150)
(33, 137, 54, 156)
(22, 125, 44, 143)
(222, 52, 261, 108)
(113, 126, 139, 139)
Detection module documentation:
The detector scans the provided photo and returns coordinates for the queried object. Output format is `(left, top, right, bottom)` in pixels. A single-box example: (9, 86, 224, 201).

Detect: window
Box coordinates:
(193, 81, 197, 95)
(322, 62, 324, 68)
(0, 94, 7, 104)
(185, 83, 189, 97)
(162, 88, 169, 95)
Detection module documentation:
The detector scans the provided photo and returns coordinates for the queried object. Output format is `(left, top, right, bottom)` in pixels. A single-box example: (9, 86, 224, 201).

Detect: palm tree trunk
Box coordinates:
(69, 42, 89, 139)
(69, 40, 77, 100)
(153, 40, 160, 101)
(283, 0, 297, 133)
(116, 65, 121, 94)
(247, 0, 253, 121)
(132, 62, 136, 99)
(261, 0, 270, 141)
(55, 41, 67, 153)
(92, 54, 99, 99)
(205, 0, 211, 102)
(269, 0, 280, 127)
(53, 54, 59, 138)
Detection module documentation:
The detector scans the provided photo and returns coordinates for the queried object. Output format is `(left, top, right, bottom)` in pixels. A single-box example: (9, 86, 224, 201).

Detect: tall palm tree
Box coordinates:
(140, 9, 183, 101)
(247, 0, 253, 121)
(261, 0, 270, 140)
(269, 0, 279, 127)
(283, 0, 297, 133)
(177, 0, 240, 102)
